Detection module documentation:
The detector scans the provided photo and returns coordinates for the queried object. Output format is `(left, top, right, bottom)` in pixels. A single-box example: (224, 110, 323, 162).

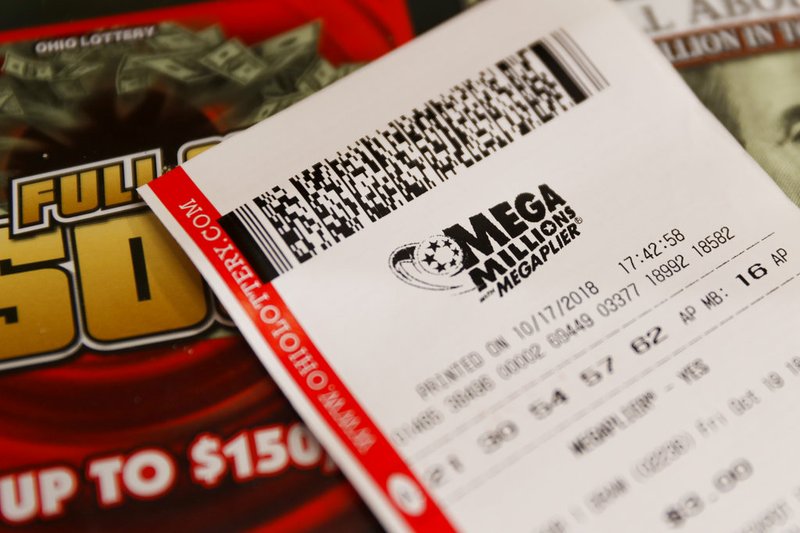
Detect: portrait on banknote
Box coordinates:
(683, 51, 800, 205)
(621, 0, 800, 207)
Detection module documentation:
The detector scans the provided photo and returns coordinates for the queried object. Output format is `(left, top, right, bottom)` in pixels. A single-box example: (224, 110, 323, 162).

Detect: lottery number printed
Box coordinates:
(143, 0, 800, 531)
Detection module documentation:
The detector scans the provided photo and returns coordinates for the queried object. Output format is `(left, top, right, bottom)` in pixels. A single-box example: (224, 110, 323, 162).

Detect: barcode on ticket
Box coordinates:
(219, 30, 608, 283)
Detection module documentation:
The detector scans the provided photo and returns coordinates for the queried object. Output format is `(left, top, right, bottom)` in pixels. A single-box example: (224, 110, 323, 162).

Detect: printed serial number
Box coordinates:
(691, 226, 735, 257)
(546, 313, 595, 348)
(645, 255, 689, 286)
(596, 283, 640, 317)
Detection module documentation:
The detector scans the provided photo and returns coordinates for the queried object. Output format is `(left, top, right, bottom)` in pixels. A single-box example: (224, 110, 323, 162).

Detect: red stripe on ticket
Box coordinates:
(148, 167, 456, 532)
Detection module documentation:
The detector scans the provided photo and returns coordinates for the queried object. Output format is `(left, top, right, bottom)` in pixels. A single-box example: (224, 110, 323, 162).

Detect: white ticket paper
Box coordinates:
(141, 0, 800, 530)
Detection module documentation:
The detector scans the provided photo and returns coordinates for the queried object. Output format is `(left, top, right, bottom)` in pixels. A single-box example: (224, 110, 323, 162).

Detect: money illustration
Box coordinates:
(200, 39, 268, 85)
(296, 58, 338, 93)
(0, 80, 24, 118)
(247, 92, 305, 124)
(254, 21, 321, 75)
(137, 53, 209, 83)
(196, 25, 225, 47)
(57, 59, 101, 79)
(150, 23, 206, 51)
(0, 19, 358, 130)
(620, 1, 800, 207)
(50, 78, 86, 100)
(116, 55, 151, 94)
(3, 52, 54, 80)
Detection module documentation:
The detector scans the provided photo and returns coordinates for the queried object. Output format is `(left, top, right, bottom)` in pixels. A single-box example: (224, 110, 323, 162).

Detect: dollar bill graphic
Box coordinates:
(197, 25, 225, 47)
(246, 93, 305, 124)
(253, 21, 321, 75)
(56, 49, 88, 64)
(137, 54, 210, 83)
(0, 20, 360, 130)
(151, 23, 207, 51)
(58, 60, 102, 79)
(619, 3, 800, 207)
(296, 58, 338, 93)
(0, 81, 24, 118)
(200, 40, 268, 85)
(3, 52, 54, 81)
(259, 77, 287, 98)
(116, 55, 152, 95)
(51, 78, 86, 100)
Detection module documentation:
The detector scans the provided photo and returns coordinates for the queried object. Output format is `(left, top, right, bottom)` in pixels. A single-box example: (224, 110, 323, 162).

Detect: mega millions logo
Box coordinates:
(389, 184, 582, 300)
